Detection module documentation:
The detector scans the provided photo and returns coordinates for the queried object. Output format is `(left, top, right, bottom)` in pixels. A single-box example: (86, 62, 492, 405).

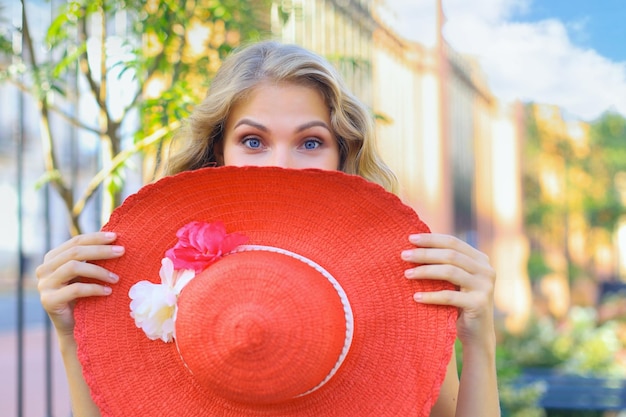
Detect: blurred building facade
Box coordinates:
(271, 0, 531, 330)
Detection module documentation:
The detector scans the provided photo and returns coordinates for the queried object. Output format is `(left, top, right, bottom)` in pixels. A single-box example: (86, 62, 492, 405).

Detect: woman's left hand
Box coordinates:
(401, 233, 496, 346)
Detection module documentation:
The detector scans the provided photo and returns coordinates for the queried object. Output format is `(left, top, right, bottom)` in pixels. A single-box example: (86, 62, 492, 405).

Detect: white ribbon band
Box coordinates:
(232, 244, 354, 396)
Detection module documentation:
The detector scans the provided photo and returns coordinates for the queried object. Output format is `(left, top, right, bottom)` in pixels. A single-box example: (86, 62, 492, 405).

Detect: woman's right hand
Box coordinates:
(36, 232, 125, 338)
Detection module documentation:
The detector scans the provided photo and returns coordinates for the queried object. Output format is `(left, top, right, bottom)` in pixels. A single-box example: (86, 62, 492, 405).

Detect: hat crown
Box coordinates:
(175, 249, 351, 405)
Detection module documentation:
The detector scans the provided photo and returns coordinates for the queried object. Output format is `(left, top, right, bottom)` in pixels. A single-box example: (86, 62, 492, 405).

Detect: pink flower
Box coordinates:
(165, 221, 248, 272)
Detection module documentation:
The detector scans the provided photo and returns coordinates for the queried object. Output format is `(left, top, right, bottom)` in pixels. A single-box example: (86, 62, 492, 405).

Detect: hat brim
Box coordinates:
(74, 166, 457, 417)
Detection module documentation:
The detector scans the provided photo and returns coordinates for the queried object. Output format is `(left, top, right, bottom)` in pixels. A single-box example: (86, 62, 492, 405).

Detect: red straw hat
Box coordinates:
(74, 166, 457, 417)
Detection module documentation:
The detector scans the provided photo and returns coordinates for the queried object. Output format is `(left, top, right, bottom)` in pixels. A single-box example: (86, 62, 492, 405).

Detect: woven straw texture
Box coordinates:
(175, 250, 351, 405)
(74, 166, 458, 417)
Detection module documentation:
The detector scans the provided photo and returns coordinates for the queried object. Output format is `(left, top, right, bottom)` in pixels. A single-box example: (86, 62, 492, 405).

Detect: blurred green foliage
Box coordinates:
(501, 307, 626, 377)
(496, 305, 626, 415)
(499, 381, 547, 417)
(0, 0, 269, 234)
(522, 106, 626, 283)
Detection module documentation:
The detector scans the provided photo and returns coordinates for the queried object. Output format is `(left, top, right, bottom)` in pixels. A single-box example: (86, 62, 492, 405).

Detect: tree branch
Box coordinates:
(118, 48, 167, 123)
(7, 77, 103, 135)
(97, 1, 107, 118)
(50, 102, 104, 134)
(20, 0, 78, 233)
(77, 5, 108, 113)
(72, 120, 181, 218)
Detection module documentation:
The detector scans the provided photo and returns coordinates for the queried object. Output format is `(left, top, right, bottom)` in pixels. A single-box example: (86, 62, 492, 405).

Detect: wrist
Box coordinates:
(57, 332, 79, 355)
(460, 330, 496, 360)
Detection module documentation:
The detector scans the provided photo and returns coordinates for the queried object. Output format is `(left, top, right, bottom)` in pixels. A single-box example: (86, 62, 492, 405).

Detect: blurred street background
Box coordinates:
(1, 0, 625, 416)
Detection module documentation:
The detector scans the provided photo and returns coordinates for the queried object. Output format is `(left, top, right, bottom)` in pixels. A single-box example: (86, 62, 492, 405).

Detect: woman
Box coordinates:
(36, 41, 499, 417)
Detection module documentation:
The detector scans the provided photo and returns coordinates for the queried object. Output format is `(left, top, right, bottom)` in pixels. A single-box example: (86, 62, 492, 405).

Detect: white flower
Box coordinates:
(129, 257, 195, 343)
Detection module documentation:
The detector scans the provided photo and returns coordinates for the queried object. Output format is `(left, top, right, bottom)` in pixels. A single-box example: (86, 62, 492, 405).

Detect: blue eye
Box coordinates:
(303, 139, 321, 150)
(243, 137, 261, 149)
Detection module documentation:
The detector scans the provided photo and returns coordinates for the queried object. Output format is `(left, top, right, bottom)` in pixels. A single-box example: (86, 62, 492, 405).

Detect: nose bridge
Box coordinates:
(269, 143, 294, 168)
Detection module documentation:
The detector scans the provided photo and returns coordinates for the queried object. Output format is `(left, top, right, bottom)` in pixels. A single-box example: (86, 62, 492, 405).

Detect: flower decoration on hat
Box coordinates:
(166, 221, 249, 272)
(129, 221, 248, 342)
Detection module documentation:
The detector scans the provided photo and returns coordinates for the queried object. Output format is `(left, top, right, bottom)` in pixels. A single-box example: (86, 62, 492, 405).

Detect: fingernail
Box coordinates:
(109, 272, 119, 283)
(409, 234, 423, 243)
(413, 292, 423, 302)
(401, 250, 412, 260)
(103, 286, 112, 295)
(111, 245, 124, 254)
(404, 269, 414, 278)
(105, 232, 116, 240)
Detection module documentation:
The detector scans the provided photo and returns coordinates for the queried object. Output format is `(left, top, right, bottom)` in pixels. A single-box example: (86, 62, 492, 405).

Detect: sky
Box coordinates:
(385, 0, 626, 121)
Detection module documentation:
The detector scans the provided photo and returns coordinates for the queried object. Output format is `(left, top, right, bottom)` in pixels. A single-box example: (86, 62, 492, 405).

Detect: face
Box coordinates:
(220, 82, 341, 170)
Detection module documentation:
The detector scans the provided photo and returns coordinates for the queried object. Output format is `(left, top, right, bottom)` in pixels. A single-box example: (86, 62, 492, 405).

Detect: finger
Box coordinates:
(401, 247, 490, 283)
(409, 233, 489, 263)
(37, 260, 120, 292)
(413, 289, 471, 309)
(37, 239, 124, 281)
(404, 263, 466, 286)
(402, 247, 475, 272)
(43, 232, 117, 262)
(40, 282, 113, 312)
(406, 263, 496, 295)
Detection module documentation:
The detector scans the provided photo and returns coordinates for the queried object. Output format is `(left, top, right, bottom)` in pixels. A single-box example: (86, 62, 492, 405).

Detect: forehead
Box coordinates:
(228, 82, 330, 120)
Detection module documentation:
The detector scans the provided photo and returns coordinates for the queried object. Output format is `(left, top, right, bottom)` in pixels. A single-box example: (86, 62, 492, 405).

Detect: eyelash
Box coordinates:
(240, 136, 324, 150)
(242, 136, 262, 149)
(303, 138, 322, 149)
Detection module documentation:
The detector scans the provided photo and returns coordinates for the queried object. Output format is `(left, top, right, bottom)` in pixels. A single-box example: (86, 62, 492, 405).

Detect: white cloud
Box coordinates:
(378, 0, 438, 46)
(386, 0, 626, 121)
(444, 0, 531, 23)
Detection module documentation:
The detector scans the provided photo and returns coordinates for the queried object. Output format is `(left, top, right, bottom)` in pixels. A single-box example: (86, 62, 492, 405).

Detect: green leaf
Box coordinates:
(46, 2, 82, 46)
(52, 43, 86, 78)
(0, 33, 12, 55)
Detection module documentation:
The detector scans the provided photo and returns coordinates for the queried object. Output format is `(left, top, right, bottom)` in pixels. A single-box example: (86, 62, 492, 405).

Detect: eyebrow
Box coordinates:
(233, 118, 332, 133)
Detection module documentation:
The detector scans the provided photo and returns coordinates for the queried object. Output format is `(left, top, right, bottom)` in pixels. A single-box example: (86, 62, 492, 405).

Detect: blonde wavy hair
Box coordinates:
(165, 40, 398, 193)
